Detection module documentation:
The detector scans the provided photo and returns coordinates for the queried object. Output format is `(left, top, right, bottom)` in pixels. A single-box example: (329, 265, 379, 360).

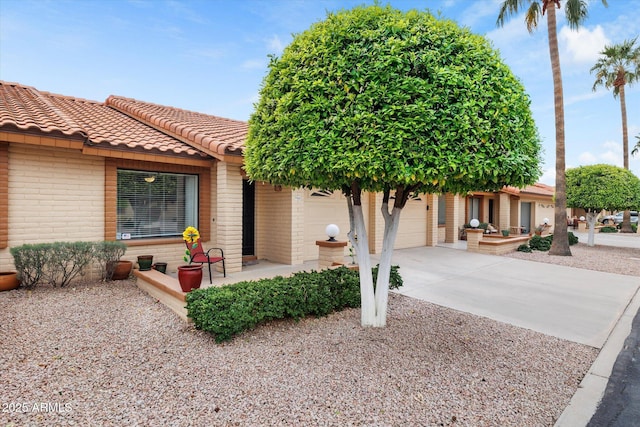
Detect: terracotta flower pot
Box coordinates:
(177, 265, 203, 292)
(108, 260, 133, 280)
(0, 272, 20, 291)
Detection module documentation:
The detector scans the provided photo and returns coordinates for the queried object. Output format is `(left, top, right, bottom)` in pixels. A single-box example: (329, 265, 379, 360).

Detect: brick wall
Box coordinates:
(1, 144, 105, 270)
(216, 162, 243, 273)
(255, 183, 297, 264)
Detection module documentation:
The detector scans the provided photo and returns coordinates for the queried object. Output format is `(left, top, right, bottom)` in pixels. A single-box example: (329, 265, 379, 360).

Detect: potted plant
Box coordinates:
(178, 226, 203, 292)
(95, 241, 132, 281)
(0, 271, 19, 291)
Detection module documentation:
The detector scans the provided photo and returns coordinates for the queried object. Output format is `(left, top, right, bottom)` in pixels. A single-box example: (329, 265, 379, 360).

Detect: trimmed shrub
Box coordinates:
(10, 241, 127, 288)
(517, 244, 532, 253)
(568, 231, 579, 245)
(10, 243, 48, 288)
(93, 241, 128, 280)
(528, 231, 578, 252)
(186, 265, 402, 343)
(529, 235, 552, 251)
(601, 226, 618, 233)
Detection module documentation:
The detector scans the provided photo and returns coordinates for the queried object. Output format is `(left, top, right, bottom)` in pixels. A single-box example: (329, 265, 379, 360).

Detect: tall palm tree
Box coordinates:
(591, 38, 640, 233)
(497, 0, 607, 256)
(633, 134, 640, 156)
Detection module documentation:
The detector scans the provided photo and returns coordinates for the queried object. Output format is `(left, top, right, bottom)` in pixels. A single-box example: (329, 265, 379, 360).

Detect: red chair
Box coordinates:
(185, 239, 225, 284)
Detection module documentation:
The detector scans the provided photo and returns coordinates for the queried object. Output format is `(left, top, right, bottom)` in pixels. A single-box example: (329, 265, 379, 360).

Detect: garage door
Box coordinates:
(394, 195, 427, 249)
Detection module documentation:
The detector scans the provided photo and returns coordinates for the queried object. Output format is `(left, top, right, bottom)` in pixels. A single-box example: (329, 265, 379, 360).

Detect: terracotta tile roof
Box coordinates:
(46, 93, 207, 159)
(0, 81, 86, 140)
(520, 182, 555, 197)
(0, 81, 251, 161)
(106, 96, 247, 158)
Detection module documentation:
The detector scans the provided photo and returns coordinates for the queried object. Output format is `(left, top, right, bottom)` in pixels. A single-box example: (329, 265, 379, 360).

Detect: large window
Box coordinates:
(116, 169, 198, 239)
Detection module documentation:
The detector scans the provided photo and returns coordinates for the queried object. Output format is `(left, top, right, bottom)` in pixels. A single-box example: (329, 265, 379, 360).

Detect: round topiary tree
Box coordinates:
(566, 164, 640, 246)
(246, 5, 542, 327)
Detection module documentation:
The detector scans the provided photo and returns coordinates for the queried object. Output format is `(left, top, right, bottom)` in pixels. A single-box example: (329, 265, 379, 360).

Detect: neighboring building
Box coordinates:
(0, 81, 557, 276)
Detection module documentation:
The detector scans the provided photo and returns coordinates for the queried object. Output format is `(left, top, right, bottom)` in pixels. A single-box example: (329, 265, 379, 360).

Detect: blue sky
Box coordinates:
(1, 0, 639, 184)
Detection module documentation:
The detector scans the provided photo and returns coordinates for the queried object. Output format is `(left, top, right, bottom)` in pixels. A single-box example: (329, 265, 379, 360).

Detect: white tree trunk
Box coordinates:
(349, 203, 375, 326)
(372, 205, 402, 327)
(586, 211, 598, 247)
(346, 196, 403, 327)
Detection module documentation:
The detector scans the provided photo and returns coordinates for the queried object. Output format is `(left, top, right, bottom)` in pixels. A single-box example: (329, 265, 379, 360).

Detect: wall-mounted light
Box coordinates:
(543, 218, 549, 225)
(144, 175, 156, 183)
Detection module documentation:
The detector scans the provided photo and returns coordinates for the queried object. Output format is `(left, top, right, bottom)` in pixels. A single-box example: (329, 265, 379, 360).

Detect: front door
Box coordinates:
(242, 180, 255, 256)
(521, 202, 532, 233)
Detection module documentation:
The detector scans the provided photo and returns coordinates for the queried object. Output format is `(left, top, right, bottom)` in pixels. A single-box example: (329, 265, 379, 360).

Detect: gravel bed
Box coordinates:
(1, 274, 598, 427)
(502, 242, 640, 277)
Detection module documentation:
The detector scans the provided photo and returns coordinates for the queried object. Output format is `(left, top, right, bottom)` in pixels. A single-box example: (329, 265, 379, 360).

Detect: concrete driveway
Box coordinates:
(378, 245, 639, 349)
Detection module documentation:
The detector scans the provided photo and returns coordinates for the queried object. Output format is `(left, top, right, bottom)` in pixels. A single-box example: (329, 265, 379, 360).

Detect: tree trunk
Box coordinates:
(618, 83, 634, 233)
(345, 187, 404, 328)
(372, 205, 402, 327)
(586, 211, 598, 247)
(349, 203, 376, 326)
(546, 5, 571, 256)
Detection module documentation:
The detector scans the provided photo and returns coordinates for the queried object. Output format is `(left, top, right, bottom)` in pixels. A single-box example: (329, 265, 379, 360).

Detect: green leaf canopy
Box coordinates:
(245, 5, 542, 195)
(566, 164, 640, 212)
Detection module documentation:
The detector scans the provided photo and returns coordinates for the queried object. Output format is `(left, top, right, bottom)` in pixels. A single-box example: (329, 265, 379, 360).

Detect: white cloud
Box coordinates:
(458, 0, 502, 28)
(601, 150, 623, 165)
(576, 141, 626, 169)
(578, 152, 598, 164)
(267, 34, 285, 55)
(603, 140, 621, 152)
(538, 168, 556, 185)
(559, 25, 609, 66)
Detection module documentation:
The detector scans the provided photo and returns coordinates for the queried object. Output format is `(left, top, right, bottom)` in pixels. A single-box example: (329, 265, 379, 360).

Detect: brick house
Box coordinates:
(0, 81, 557, 276)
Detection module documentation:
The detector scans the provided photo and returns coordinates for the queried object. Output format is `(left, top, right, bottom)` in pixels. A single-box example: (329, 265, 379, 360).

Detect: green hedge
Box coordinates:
(186, 265, 403, 343)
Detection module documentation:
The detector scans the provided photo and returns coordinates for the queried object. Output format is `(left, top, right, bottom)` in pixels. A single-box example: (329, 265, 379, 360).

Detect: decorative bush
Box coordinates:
(601, 226, 618, 233)
(528, 235, 552, 251)
(10, 241, 127, 288)
(92, 241, 127, 280)
(517, 244, 532, 253)
(528, 232, 578, 252)
(186, 265, 403, 343)
(9, 244, 49, 288)
(568, 231, 579, 245)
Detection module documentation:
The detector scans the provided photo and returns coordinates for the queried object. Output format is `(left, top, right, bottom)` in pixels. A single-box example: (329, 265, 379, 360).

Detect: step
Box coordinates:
(134, 269, 189, 322)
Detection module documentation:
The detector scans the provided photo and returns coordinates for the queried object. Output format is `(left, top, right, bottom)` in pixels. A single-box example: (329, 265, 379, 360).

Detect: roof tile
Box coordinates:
(105, 95, 247, 157)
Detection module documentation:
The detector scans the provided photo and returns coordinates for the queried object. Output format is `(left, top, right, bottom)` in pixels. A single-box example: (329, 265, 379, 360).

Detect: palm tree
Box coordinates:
(633, 133, 640, 156)
(591, 38, 640, 233)
(497, 0, 607, 256)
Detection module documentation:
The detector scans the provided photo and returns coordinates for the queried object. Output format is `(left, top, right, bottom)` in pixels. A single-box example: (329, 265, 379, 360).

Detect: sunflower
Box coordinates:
(182, 226, 200, 243)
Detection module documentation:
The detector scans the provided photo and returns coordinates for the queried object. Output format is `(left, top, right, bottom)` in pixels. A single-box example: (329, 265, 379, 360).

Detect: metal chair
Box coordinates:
(186, 239, 225, 284)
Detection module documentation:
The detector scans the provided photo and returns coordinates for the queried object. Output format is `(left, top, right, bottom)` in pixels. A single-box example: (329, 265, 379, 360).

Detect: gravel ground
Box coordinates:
(4, 241, 632, 426)
(503, 242, 640, 277)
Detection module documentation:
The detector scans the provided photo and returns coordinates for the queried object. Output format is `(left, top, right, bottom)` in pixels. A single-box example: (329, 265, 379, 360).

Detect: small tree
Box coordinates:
(566, 164, 640, 246)
(246, 5, 542, 327)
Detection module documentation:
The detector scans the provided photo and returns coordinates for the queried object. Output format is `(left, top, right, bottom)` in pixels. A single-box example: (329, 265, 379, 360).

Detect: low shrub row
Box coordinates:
(517, 232, 579, 252)
(185, 265, 403, 343)
(10, 241, 127, 288)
